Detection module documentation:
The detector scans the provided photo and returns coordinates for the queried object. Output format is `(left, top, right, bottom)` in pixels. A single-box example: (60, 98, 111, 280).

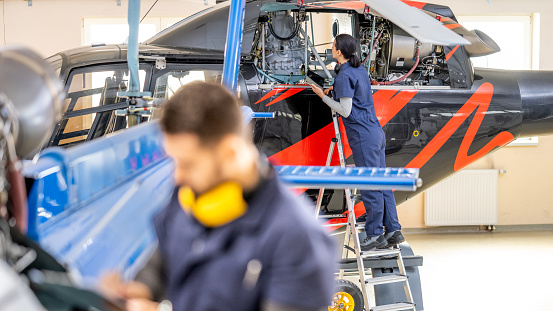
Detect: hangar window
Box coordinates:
(457, 15, 538, 71)
(458, 15, 540, 146)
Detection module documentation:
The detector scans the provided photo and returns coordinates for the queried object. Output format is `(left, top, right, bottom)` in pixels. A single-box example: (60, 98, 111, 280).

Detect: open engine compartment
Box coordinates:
(358, 14, 450, 86)
(251, 6, 463, 88)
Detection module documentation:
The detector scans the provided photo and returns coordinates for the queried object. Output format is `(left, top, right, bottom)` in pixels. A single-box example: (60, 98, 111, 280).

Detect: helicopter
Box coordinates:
(15, 0, 553, 309)
(42, 0, 553, 216)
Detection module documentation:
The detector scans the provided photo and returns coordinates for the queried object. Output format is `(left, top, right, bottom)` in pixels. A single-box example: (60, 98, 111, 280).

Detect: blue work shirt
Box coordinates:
(333, 62, 381, 130)
(153, 169, 336, 311)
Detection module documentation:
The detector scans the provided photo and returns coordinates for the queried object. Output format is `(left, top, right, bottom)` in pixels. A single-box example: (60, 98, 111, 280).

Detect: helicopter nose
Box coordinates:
(517, 71, 553, 137)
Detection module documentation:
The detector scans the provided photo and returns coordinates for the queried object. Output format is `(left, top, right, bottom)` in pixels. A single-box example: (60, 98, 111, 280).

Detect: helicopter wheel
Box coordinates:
(328, 279, 364, 311)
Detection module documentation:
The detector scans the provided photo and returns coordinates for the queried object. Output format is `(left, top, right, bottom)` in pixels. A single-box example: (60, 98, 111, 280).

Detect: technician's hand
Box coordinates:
(324, 85, 333, 96)
(310, 84, 325, 99)
(99, 272, 153, 300)
(127, 298, 160, 311)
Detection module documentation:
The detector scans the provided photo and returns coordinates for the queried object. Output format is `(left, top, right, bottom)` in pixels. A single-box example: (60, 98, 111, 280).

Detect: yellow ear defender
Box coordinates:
(178, 182, 248, 227)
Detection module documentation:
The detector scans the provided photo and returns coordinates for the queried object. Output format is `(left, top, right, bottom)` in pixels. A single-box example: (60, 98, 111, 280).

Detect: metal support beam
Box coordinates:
(299, 28, 333, 81)
(118, 0, 151, 98)
(261, 24, 266, 71)
(221, 0, 246, 94)
(127, 0, 141, 95)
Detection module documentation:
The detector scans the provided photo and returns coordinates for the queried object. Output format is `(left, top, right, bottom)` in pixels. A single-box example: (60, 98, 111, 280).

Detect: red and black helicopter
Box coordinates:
(44, 0, 553, 216)
(3, 0, 549, 309)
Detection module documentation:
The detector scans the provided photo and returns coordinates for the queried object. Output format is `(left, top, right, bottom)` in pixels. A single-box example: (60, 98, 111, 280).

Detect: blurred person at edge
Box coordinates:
(102, 81, 336, 311)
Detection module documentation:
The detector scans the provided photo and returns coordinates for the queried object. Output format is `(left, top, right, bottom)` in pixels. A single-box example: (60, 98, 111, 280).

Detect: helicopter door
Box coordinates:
(47, 64, 152, 149)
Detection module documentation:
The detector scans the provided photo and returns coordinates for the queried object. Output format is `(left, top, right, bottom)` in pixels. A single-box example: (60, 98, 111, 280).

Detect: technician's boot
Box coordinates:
(360, 234, 387, 251)
(385, 230, 405, 246)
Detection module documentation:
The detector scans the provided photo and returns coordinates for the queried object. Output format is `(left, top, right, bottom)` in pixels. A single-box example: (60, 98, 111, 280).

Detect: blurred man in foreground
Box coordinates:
(103, 81, 335, 311)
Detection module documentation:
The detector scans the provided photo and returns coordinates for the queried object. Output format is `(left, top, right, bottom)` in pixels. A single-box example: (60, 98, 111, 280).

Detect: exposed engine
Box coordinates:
(253, 10, 312, 84)
(358, 15, 450, 86)
(265, 12, 306, 77)
(254, 9, 455, 87)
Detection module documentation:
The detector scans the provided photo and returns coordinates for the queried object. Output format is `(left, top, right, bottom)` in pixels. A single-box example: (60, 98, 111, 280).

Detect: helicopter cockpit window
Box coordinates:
(153, 69, 222, 100)
(50, 68, 147, 148)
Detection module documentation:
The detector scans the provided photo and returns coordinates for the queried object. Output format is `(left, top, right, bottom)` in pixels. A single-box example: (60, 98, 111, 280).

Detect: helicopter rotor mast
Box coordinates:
(222, 0, 247, 94)
(117, 0, 153, 126)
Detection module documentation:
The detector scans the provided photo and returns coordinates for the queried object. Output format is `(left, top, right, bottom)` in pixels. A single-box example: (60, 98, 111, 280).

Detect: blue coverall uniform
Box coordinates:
(153, 167, 336, 310)
(333, 62, 401, 237)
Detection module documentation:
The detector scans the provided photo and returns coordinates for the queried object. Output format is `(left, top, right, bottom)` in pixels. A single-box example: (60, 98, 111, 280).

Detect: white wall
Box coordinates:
(0, 0, 215, 57)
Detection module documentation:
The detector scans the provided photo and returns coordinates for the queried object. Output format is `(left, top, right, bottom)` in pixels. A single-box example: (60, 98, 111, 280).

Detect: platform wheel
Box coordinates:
(328, 279, 364, 311)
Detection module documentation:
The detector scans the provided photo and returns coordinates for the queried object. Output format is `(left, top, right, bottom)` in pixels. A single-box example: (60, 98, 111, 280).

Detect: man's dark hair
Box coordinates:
(160, 81, 242, 144)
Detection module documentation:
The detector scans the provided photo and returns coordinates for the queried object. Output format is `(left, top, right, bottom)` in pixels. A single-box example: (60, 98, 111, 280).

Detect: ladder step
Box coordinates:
(365, 274, 407, 286)
(371, 302, 416, 311)
(361, 248, 401, 258)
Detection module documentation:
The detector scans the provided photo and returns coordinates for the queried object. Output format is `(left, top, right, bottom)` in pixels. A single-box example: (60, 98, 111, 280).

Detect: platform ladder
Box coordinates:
(318, 110, 416, 311)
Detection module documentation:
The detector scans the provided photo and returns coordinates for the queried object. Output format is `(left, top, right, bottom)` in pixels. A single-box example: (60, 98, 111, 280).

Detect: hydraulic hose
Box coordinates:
(268, 14, 300, 41)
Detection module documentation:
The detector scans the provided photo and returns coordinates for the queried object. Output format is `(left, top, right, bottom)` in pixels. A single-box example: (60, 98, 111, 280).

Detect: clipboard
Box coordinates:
(306, 70, 325, 88)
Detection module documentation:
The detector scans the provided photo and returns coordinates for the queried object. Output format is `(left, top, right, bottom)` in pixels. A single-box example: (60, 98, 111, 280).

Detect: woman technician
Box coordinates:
(310, 34, 404, 251)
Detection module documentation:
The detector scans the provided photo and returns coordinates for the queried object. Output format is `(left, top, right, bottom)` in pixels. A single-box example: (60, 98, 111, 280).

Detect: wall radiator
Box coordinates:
(425, 169, 499, 226)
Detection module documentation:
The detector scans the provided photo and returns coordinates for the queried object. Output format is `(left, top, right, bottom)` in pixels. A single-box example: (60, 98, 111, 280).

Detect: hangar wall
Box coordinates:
(398, 0, 553, 229)
(0, 0, 215, 57)
(0, 0, 551, 228)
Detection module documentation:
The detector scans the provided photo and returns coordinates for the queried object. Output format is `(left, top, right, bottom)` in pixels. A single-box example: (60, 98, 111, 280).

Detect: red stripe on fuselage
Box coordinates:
(268, 119, 352, 197)
(373, 89, 419, 127)
(445, 23, 462, 30)
(453, 88, 515, 171)
(266, 88, 307, 106)
(446, 45, 460, 61)
(268, 118, 352, 166)
(255, 88, 284, 105)
(405, 82, 514, 171)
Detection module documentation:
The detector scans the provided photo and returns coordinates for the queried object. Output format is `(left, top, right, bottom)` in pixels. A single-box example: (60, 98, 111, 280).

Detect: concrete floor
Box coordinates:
(404, 230, 553, 311)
